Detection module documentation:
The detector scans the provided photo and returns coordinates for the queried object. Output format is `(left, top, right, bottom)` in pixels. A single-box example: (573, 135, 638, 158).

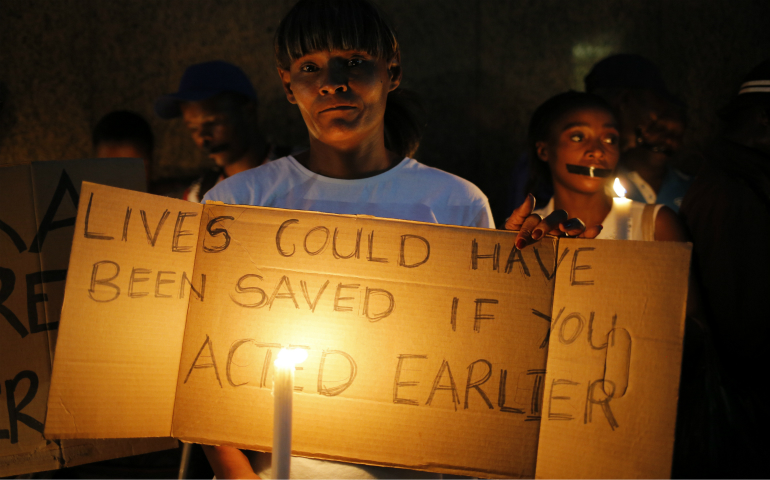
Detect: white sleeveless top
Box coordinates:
(534, 198, 662, 241)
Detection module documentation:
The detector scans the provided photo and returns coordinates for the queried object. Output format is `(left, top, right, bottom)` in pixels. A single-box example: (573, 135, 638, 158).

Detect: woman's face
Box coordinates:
(536, 107, 620, 195)
(278, 49, 401, 150)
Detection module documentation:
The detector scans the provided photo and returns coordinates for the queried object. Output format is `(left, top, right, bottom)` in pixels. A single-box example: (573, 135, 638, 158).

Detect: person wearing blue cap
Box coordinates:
(155, 61, 284, 202)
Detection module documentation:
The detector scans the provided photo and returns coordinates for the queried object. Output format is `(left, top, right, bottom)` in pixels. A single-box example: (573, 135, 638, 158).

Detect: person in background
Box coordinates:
(92, 110, 154, 185)
(676, 59, 770, 479)
(528, 90, 687, 242)
(525, 91, 723, 480)
(585, 54, 692, 212)
(155, 61, 289, 203)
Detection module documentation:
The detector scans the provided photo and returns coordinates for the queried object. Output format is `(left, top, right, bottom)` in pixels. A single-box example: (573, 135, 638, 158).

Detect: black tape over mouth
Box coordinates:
(566, 164, 613, 178)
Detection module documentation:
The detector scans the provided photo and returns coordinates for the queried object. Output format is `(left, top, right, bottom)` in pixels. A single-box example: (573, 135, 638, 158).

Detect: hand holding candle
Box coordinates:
(272, 348, 308, 480)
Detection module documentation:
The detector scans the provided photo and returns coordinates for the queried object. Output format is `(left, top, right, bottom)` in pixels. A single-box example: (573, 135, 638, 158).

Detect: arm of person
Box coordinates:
(653, 206, 703, 319)
(653, 206, 689, 242)
(504, 194, 603, 247)
(201, 445, 260, 479)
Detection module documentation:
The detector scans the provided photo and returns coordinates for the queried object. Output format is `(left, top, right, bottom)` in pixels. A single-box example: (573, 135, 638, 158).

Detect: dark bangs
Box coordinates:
(274, 0, 399, 70)
(528, 91, 615, 146)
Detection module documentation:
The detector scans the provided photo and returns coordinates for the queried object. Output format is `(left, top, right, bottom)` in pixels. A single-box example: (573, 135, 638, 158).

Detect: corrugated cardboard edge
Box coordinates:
(0, 442, 60, 477)
(168, 197, 212, 441)
(202, 200, 496, 234)
(58, 437, 179, 468)
(2, 438, 179, 476)
(176, 434, 521, 479)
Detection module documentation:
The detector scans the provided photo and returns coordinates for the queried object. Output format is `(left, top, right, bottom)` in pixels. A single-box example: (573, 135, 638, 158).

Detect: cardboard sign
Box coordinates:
(0, 161, 177, 477)
(535, 239, 689, 479)
(45, 182, 691, 478)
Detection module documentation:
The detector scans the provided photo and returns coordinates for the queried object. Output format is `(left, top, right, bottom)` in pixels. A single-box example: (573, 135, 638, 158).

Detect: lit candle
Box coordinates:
(272, 348, 308, 480)
(612, 178, 632, 240)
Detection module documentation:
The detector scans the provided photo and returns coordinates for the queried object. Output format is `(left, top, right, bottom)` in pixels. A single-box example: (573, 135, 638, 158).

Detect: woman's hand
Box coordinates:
(505, 194, 603, 248)
(201, 445, 260, 479)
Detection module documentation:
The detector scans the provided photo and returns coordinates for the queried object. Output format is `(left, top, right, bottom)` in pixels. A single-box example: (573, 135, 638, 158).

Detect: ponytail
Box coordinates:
(384, 88, 425, 158)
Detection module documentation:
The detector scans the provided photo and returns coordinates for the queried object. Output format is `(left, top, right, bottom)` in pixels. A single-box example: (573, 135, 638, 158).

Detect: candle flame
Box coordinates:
(613, 178, 626, 198)
(275, 348, 308, 368)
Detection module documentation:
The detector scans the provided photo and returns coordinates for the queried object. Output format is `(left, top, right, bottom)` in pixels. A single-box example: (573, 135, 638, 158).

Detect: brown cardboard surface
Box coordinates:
(57, 437, 179, 470)
(0, 164, 54, 472)
(46, 182, 202, 439)
(171, 203, 555, 477)
(29, 158, 150, 356)
(534, 238, 690, 479)
(44, 183, 691, 478)
(0, 437, 178, 477)
(1, 162, 176, 477)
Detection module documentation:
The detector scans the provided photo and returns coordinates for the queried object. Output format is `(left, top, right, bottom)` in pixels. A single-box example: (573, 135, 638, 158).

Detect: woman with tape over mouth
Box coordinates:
(523, 91, 688, 242)
(523, 92, 717, 480)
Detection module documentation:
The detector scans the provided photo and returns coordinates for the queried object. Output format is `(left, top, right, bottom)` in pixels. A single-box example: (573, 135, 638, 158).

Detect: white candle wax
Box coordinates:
(272, 355, 294, 479)
(612, 196, 632, 240)
(611, 178, 632, 240)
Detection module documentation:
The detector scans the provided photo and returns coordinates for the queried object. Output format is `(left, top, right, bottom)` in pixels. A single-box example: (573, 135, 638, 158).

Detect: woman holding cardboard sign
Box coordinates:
(200, 0, 593, 478)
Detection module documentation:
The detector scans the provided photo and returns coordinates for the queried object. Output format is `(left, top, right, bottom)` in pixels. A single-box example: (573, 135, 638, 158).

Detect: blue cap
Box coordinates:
(154, 61, 257, 119)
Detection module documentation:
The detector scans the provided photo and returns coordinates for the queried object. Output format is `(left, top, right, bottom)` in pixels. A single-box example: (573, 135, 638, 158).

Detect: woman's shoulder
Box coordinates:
(626, 201, 687, 242)
(399, 158, 488, 201)
(653, 204, 689, 242)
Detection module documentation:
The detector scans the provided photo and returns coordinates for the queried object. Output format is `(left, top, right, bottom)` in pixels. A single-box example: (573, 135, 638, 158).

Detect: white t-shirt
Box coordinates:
(202, 155, 493, 478)
(203, 155, 494, 229)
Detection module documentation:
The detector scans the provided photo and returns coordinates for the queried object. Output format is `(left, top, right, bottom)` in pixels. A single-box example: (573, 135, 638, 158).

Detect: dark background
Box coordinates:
(1, 0, 769, 225)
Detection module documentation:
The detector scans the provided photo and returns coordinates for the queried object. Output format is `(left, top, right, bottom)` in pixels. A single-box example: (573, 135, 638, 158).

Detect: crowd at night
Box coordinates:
(1, 0, 769, 478)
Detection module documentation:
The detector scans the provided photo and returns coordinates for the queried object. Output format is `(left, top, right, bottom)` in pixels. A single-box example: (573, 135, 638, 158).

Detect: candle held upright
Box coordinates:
(272, 348, 307, 480)
(612, 178, 632, 240)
